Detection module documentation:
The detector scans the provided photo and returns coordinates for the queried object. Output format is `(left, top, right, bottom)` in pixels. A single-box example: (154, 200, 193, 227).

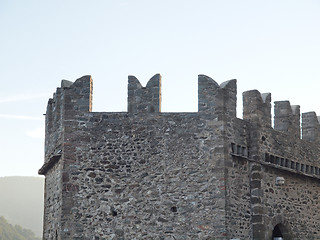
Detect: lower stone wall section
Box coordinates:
(225, 155, 251, 239)
(43, 159, 62, 240)
(262, 166, 320, 239)
(62, 113, 228, 239)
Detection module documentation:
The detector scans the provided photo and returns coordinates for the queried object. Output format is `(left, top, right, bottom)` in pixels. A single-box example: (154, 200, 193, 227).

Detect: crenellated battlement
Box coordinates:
(302, 112, 320, 143)
(198, 75, 237, 120)
(274, 101, 300, 138)
(242, 90, 272, 128)
(128, 74, 161, 113)
(45, 74, 320, 144)
(44, 75, 93, 160)
(46, 75, 92, 121)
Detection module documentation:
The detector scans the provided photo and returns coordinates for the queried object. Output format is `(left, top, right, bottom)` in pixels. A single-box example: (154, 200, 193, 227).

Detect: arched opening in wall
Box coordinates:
(55, 230, 58, 240)
(272, 224, 283, 239)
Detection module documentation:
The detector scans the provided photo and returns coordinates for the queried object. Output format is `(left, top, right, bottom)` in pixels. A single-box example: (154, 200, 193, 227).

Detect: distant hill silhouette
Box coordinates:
(0, 176, 44, 238)
(0, 216, 40, 240)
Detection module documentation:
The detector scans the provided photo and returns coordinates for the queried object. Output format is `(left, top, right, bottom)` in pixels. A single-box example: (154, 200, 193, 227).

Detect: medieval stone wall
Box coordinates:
(42, 160, 63, 240)
(228, 91, 320, 239)
(262, 165, 320, 239)
(60, 112, 228, 239)
(224, 118, 251, 239)
(40, 74, 320, 240)
(248, 124, 320, 239)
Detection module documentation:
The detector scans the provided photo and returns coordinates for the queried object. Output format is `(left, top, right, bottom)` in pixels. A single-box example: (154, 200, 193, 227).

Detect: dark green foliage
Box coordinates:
(0, 216, 40, 240)
(0, 176, 44, 237)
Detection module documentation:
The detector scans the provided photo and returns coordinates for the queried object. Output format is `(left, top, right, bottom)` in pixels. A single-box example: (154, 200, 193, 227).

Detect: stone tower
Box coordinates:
(39, 74, 320, 239)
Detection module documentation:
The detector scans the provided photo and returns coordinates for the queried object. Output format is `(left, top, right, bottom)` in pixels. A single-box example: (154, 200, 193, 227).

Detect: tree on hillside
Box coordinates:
(0, 216, 40, 240)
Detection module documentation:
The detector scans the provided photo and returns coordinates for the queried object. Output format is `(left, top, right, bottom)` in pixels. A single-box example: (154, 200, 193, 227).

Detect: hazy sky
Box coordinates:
(0, 0, 319, 177)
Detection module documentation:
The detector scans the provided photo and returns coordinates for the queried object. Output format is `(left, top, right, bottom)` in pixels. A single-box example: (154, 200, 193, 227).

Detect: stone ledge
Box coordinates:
(231, 153, 320, 180)
(38, 154, 61, 175)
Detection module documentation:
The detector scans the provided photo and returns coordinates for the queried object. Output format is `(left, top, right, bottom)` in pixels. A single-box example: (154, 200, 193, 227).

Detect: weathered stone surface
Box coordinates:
(274, 101, 300, 138)
(40, 74, 320, 240)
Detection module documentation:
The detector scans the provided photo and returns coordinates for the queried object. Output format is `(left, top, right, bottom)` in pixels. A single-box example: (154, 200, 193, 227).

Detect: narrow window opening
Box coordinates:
(265, 153, 270, 163)
(295, 163, 300, 171)
(243, 147, 248, 157)
(270, 155, 275, 164)
(241, 147, 246, 156)
(306, 165, 310, 174)
(237, 145, 241, 155)
(310, 166, 314, 174)
(231, 143, 236, 153)
(285, 159, 290, 168)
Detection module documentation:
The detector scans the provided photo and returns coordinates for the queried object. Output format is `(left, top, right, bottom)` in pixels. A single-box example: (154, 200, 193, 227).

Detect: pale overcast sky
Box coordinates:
(0, 0, 319, 176)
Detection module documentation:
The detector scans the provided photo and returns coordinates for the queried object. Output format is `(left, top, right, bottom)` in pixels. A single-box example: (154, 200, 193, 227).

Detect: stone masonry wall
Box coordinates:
(40, 84, 65, 240)
(42, 160, 63, 240)
(39, 76, 93, 240)
(262, 165, 320, 239)
(60, 112, 227, 240)
(251, 125, 320, 239)
(238, 92, 320, 239)
(224, 118, 251, 239)
(222, 116, 320, 239)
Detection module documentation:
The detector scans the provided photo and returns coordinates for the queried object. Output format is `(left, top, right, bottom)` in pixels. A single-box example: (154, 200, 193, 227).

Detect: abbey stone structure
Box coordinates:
(39, 74, 320, 240)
